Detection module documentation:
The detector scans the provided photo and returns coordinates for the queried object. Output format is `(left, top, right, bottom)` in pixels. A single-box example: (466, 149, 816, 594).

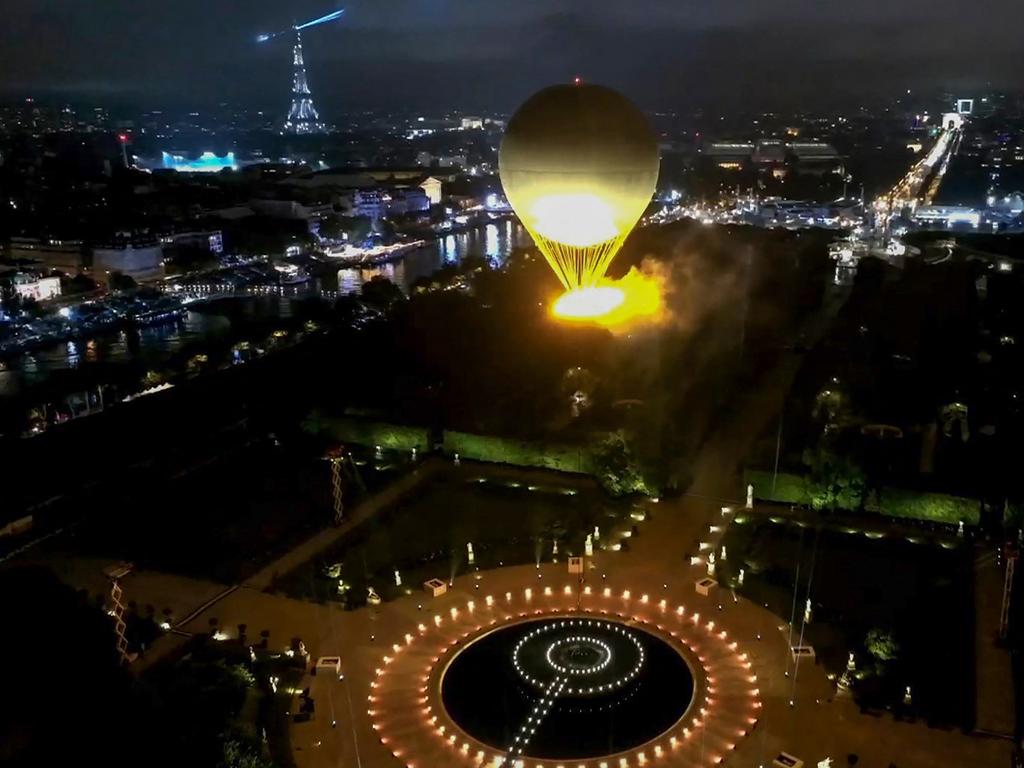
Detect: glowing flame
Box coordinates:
(552, 265, 665, 330)
(552, 287, 625, 319)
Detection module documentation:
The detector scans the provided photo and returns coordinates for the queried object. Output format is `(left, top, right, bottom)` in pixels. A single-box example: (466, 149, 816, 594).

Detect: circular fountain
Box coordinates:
(442, 617, 695, 760)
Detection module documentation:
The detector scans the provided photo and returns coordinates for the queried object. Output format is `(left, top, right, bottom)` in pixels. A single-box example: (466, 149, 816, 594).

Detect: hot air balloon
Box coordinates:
(499, 82, 659, 319)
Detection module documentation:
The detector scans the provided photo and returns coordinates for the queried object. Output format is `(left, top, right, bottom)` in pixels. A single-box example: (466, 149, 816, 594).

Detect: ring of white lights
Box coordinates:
(367, 583, 763, 768)
(545, 635, 612, 675)
(512, 618, 645, 696)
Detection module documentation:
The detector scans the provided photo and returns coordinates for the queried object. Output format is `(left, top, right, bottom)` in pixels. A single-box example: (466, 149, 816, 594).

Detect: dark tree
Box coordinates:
(108, 271, 138, 293)
(360, 276, 405, 311)
(0, 567, 135, 767)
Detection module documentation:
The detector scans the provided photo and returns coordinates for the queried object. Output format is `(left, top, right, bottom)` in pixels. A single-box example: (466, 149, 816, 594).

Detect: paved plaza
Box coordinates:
(157, 501, 1011, 768)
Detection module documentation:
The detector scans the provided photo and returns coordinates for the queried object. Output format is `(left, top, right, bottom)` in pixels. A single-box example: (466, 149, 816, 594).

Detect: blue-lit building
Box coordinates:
(161, 151, 237, 173)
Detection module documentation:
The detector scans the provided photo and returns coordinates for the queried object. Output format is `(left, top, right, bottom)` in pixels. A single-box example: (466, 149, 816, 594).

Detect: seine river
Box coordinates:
(0, 221, 530, 398)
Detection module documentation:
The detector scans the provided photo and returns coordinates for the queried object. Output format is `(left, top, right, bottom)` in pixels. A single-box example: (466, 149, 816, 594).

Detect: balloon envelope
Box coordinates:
(499, 83, 659, 289)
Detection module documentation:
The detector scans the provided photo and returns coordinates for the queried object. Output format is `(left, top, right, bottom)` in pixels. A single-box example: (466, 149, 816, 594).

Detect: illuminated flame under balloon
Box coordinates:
(552, 287, 626, 319)
(552, 266, 665, 330)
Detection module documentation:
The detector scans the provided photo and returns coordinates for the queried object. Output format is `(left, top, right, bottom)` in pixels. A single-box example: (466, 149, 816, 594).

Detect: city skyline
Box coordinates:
(1, 0, 1023, 113)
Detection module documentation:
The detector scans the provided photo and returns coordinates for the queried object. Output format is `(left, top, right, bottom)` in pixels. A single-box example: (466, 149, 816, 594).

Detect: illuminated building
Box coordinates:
(912, 205, 982, 228)
(787, 142, 843, 176)
(353, 187, 430, 220)
(354, 189, 386, 220)
(420, 176, 443, 205)
(283, 169, 446, 211)
(161, 229, 224, 254)
(10, 273, 62, 302)
(7, 237, 84, 273)
(705, 142, 755, 169)
(92, 242, 165, 283)
(941, 112, 965, 131)
(753, 139, 786, 165)
(161, 151, 237, 173)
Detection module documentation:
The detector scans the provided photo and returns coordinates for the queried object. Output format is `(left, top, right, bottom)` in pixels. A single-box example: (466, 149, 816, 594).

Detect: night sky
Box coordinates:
(2, 0, 1022, 112)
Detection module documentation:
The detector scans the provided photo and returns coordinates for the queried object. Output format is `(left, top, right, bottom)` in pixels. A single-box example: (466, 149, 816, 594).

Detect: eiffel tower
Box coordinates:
(283, 30, 325, 134)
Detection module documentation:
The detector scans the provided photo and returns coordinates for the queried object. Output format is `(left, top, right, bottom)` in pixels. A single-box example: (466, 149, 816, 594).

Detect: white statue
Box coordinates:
(738, 567, 745, 586)
(374, 444, 383, 460)
(552, 539, 559, 556)
(585, 534, 594, 557)
(394, 570, 402, 587)
(467, 542, 475, 565)
(453, 452, 461, 466)
(367, 587, 382, 605)
(804, 598, 812, 624)
(746, 484, 754, 509)
(593, 525, 600, 540)
(707, 551, 716, 576)
(720, 546, 727, 562)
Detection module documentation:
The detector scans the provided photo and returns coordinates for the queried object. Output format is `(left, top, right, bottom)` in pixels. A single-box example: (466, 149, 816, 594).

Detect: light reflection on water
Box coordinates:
(1, 221, 529, 398)
(337, 219, 529, 296)
(0, 311, 231, 398)
(442, 234, 457, 264)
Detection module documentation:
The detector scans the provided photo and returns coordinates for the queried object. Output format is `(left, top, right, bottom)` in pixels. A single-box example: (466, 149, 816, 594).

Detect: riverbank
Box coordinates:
(0, 220, 529, 406)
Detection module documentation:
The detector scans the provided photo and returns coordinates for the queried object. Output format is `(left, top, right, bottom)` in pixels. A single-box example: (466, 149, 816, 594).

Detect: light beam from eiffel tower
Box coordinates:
(256, 8, 344, 135)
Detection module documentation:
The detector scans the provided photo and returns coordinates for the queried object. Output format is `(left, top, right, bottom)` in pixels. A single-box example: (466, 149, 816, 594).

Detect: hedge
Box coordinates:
(877, 487, 980, 526)
(318, 416, 431, 452)
(744, 470, 812, 506)
(311, 415, 596, 475)
(742, 470, 861, 510)
(743, 469, 979, 525)
(442, 431, 593, 475)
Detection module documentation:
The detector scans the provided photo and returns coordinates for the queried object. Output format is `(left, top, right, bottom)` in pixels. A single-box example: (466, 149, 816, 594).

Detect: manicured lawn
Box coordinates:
(718, 515, 974, 728)
(271, 466, 631, 607)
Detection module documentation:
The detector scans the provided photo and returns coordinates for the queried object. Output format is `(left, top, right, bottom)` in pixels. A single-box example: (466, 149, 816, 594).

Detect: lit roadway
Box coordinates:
(872, 124, 962, 231)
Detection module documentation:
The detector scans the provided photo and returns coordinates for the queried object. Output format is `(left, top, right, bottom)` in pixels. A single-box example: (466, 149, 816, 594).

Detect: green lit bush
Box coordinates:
(877, 488, 979, 525)
(589, 430, 649, 497)
(743, 469, 979, 525)
(743, 470, 812, 505)
(442, 431, 593, 474)
(306, 413, 430, 452)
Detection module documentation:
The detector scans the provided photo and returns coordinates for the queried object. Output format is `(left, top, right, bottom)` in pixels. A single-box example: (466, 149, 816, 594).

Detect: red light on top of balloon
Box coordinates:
(118, 133, 128, 143)
(573, 76, 582, 85)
